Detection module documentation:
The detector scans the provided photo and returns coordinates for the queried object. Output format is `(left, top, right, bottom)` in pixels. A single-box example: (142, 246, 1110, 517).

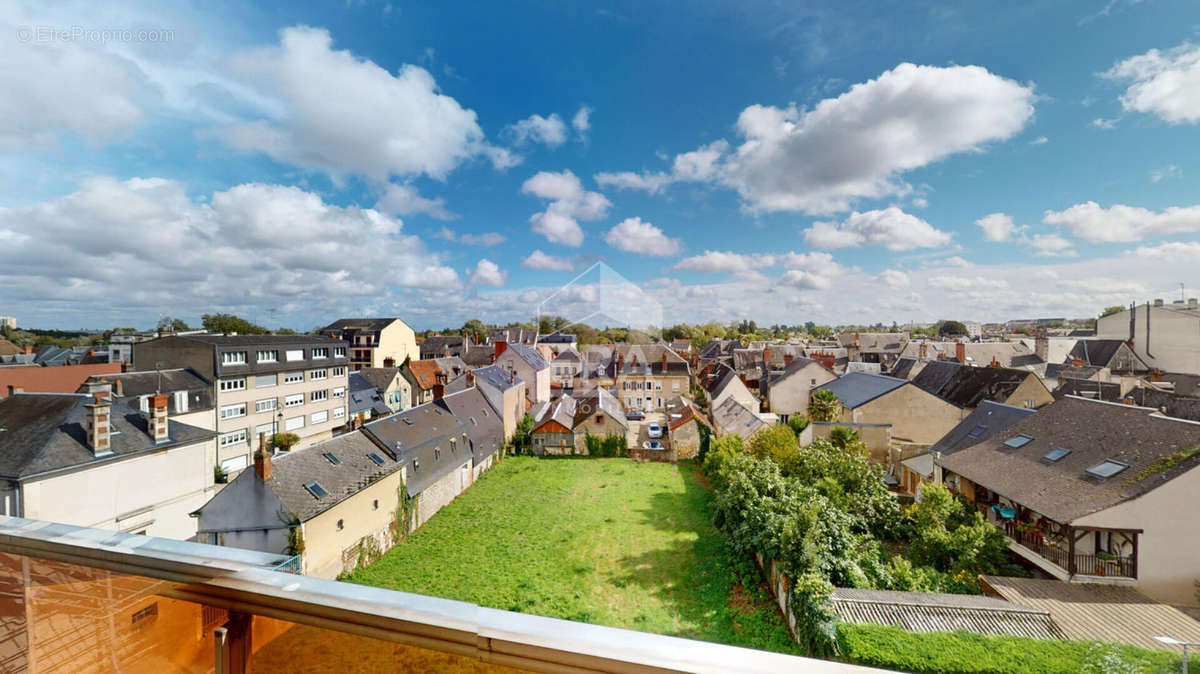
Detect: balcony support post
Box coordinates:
(1067, 524, 1077, 576)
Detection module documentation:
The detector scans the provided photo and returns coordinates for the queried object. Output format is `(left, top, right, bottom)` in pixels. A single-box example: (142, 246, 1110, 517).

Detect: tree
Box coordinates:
(808, 388, 842, 423)
(1100, 305, 1124, 318)
(202, 313, 267, 335)
(156, 316, 190, 333)
(828, 426, 861, 450)
(787, 414, 810, 435)
(747, 425, 801, 468)
(511, 413, 535, 454)
(938, 320, 968, 337)
(460, 319, 487, 343)
(269, 433, 300, 453)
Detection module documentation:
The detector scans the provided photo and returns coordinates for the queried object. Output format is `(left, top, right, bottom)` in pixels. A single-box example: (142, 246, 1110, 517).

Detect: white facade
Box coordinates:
(1097, 301, 1200, 374)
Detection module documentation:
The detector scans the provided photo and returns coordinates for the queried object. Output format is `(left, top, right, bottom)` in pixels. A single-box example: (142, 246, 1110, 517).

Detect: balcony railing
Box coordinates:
(1003, 521, 1135, 579)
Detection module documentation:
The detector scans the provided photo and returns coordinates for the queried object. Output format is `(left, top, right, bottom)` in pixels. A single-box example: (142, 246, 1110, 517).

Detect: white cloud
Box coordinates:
(593, 170, 673, 194)
(572, 105, 591, 140)
(434, 227, 505, 246)
(1092, 117, 1118, 129)
(1151, 164, 1181, 182)
(778, 251, 845, 277)
(1104, 43, 1200, 124)
(376, 183, 456, 220)
(507, 113, 568, 147)
(674, 249, 844, 284)
(804, 207, 952, 251)
(521, 170, 611, 247)
(603, 217, 682, 256)
(976, 212, 1020, 241)
(1132, 241, 1200, 261)
(468, 259, 507, 286)
(942, 256, 971, 268)
(911, 196, 928, 208)
(595, 140, 728, 194)
(877, 270, 910, 287)
(1031, 136, 1049, 145)
(1043, 201, 1200, 242)
(522, 249, 576, 272)
(722, 63, 1035, 213)
(212, 26, 513, 181)
(779, 270, 831, 290)
(1027, 233, 1076, 257)
(928, 276, 1010, 291)
(0, 176, 459, 325)
(674, 251, 770, 279)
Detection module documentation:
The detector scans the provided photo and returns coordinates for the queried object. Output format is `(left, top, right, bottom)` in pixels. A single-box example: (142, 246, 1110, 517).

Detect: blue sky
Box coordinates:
(3, 0, 1200, 330)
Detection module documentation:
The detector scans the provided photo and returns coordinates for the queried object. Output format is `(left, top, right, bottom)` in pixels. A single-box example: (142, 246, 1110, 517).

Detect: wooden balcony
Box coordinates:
(1001, 520, 1137, 580)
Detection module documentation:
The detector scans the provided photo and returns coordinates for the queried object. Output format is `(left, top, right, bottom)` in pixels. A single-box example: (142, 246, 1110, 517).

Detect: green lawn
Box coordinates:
(344, 456, 800, 655)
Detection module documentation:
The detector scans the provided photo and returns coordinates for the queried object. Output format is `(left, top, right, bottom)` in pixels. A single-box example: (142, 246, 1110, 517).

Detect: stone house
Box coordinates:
(572, 387, 628, 453)
(814, 372, 963, 446)
(496, 343, 551, 405)
(765, 357, 837, 422)
(664, 396, 709, 460)
(531, 395, 577, 455)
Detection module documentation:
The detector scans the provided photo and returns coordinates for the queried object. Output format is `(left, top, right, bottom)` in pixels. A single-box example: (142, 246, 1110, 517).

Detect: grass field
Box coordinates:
(344, 456, 800, 655)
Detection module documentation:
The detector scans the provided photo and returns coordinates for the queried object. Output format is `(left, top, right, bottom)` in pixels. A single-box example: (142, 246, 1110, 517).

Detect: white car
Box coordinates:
(642, 440, 664, 451)
(647, 423, 663, 439)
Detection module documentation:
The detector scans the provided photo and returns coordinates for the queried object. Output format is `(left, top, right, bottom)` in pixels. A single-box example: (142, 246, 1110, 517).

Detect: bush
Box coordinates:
(703, 435, 749, 488)
(789, 573, 839, 658)
(836, 623, 1192, 674)
(747, 425, 801, 468)
(584, 433, 625, 457)
(270, 432, 300, 452)
(787, 414, 810, 435)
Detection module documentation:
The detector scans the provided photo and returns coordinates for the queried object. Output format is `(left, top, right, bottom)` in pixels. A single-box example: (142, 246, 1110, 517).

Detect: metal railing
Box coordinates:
(1003, 521, 1135, 578)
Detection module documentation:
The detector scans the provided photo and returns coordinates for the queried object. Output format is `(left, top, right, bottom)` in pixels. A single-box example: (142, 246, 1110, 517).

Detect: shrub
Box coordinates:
(787, 414, 810, 435)
(788, 573, 839, 657)
(703, 435, 749, 488)
(270, 432, 301, 452)
(747, 425, 801, 468)
(585, 433, 626, 457)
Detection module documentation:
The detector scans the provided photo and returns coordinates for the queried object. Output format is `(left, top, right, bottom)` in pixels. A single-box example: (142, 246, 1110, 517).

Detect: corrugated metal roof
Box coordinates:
(831, 588, 1065, 640)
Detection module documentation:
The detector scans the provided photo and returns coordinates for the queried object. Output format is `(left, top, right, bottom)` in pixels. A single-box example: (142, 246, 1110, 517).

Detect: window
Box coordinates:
(220, 455, 248, 474)
(311, 410, 328, 424)
(174, 390, 189, 413)
(255, 422, 274, 436)
(966, 425, 987, 438)
(286, 349, 305, 361)
(368, 452, 385, 466)
(303, 481, 327, 499)
(333, 366, 346, 377)
(285, 416, 304, 431)
(220, 403, 246, 420)
(257, 350, 278, 363)
(673, 382, 680, 391)
(222, 351, 246, 365)
(311, 389, 329, 402)
(219, 378, 246, 392)
(334, 347, 346, 358)
(372, 499, 379, 511)
(311, 369, 328, 381)
(1003, 434, 1033, 449)
(333, 387, 346, 398)
(255, 398, 277, 414)
(336, 519, 344, 531)
(255, 374, 277, 388)
(332, 406, 345, 419)
(411, 458, 420, 472)
(283, 371, 304, 384)
(284, 394, 304, 408)
(1086, 459, 1129, 479)
(312, 347, 329, 359)
(1041, 448, 1071, 462)
(596, 415, 603, 423)
(219, 429, 247, 447)
(434, 448, 441, 461)
(323, 452, 340, 465)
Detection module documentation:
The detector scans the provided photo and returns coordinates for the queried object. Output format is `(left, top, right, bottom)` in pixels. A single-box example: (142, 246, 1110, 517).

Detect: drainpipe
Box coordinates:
(1145, 302, 1155, 360)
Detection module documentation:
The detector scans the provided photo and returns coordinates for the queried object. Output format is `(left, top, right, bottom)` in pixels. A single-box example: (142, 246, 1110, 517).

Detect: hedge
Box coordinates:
(836, 623, 1196, 674)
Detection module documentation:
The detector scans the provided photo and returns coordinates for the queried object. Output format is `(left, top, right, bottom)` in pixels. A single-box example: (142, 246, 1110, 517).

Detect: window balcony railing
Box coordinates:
(1001, 520, 1136, 579)
(0, 516, 866, 674)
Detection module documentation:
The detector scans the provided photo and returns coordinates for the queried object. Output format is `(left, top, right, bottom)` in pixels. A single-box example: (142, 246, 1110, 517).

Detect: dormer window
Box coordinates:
(1003, 434, 1033, 449)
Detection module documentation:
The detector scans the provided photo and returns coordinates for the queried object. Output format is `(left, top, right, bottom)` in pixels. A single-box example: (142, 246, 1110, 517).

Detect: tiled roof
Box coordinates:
(0, 340, 20, 357)
(928, 400, 1035, 457)
(534, 395, 577, 431)
(913, 362, 1046, 408)
(505, 343, 549, 371)
(665, 396, 708, 430)
(831, 588, 1065, 640)
(472, 364, 522, 392)
(435, 387, 503, 466)
(573, 387, 627, 428)
(461, 346, 495, 367)
(814, 372, 909, 409)
(712, 396, 766, 439)
(937, 396, 1200, 522)
(0, 363, 125, 399)
(405, 360, 443, 391)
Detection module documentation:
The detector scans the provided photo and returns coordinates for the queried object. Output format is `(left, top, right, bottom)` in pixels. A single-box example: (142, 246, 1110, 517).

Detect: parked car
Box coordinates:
(642, 440, 664, 450)
(626, 410, 645, 421)
(647, 423, 663, 438)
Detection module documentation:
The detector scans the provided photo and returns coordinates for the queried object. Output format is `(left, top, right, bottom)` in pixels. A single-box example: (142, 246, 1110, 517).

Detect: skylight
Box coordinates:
(303, 482, 328, 499)
(322, 452, 340, 465)
(367, 452, 385, 466)
(1085, 460, 1128, 479)
(403, 417, 414, 425)
(1042, 448, 1071, 463)
(1003, 434, 1033, 449)
(966, 425, 986, 438)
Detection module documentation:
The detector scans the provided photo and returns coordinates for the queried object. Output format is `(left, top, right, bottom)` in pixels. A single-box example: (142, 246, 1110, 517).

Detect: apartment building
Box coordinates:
(133, 335, 350, 473)
(319, 318, 419, 371)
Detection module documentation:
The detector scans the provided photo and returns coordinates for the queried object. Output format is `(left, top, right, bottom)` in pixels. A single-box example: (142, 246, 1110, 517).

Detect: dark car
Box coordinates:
(626, 410, 645, 420)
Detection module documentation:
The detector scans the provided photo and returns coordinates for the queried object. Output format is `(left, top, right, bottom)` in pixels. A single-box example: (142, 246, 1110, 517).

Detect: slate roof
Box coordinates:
(712, 396, 767, 439)
(888, 357, 919, 379)
(610, 344, 690, 377)
(537, 333, 577, 344)
(534, 395, 577, 431)
(831, 588, 1065, 640)
(320, 318, 404, 333)
(257, 431, 395, 521)
(84, 368, 214, 413)
(1045, 363, 1104, 381)
(552, 349, 581, 364)
(348, 371, 390, 416)
(700, 362, 737, 394)
(505, 343, 549, 371)
(697, 339, 738, 361)
(1066, 339, 1128, 368)
(732, 349, 765, 380)
(434, 387, 503, 466)
(928, 400, 1035, 457)
(913, 362, 1046, 408)
(899, 341, 1035, 367)
(433, 356, 469, 379)
(836, 332, 909, 353)
(1129, 388, 1200, 422)
(814, 372, 909, 409)
(910, 360, 962, 395)
(460, 346, 495, 367)
(176, 334, 343, 346)
(362, 401, 472, 497)
(937, 396, 1200, 522)
(0, 392, 215, 479)
(1054, 378, 1122, 402)
(472, 364, 522, 392)
(1161, 373, 1200, 397)
(358, 367, 400, 393)
(573, 387, 627, 428)
(488, 327, 537, 345)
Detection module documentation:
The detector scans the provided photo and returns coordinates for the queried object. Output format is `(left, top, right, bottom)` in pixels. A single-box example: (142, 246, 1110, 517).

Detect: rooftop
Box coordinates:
(831, 587, 1065, 641)
(814, 372, 909, 409)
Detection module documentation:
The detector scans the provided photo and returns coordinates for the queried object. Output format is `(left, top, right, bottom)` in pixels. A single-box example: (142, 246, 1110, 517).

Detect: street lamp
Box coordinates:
(1155, 636, 1200, 674)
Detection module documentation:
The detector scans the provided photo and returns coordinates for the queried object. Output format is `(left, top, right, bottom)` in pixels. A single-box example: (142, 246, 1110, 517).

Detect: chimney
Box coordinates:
(955, 341, 966, 364)
(617, 353, 625, 373)
(763, 346, 771, 367)
(783, 353, 794, 366)
(254, 432, 273, 480)
(1034, 330, 1049, 362)
(113, 378, 124, 397)
(919, 342, 928, 360)
(6, 385, 22, 397)
(1154, 298, 1164, 307)
(84, 381, 113, 456)
(1071, 356, 1085, 367)
(1190, 298, 1199, 309)
(148, 393, 169, 443)
(660, 352, 667, 372)
(23, 345, 33, 355)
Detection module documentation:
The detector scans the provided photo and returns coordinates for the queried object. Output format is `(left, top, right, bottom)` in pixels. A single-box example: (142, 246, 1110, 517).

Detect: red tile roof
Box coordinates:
(0, 363, 124, 399)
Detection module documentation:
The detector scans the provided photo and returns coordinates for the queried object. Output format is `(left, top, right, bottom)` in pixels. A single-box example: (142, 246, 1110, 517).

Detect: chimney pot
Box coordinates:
(23, 345, 33, 355)
(113, 379, 124, 397)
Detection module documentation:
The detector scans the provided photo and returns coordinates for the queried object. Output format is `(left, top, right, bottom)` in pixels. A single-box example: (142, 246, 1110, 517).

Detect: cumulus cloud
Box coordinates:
(506, 113, 568, 147)
(779, 270, 832, 290)
(468, 259, 507, 286)
(1027, 233, 1076, 257)
(721, 63, 1035, 213)
(1043, 201, 1200, 242)
(521, 170, 611, 246)
(376, 183, 456, 220)
(603, 217, 682, 256)
(212, 26, 514, 180)
(572, 105, 591, 140)
(0, 176, 459, 323)
(433, 227, 506, 246)
(804, 207, 952, 251)
(1132, 241, 1200, 261)
(976, 212, 1020, 241)
(675, 249, 844, 285)
(674, 251, 771, 280)
(1104, 43, 1200, 124)
(522, 249, 576, 272)
(878, 270, 911, 288)
(595, 140, 728, 194)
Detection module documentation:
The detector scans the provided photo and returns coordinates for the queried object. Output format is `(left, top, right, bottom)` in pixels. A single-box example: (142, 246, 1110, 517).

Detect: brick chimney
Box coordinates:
(763, 346, 771, 367)
(955, 341, 966, 364)
(660, 352, 667, 372)
(783, 353, 794, 366)
(113, 378, 124, 397)
(919, 342, 928, 360)
(6, 386, 22, 397)
(84, 380, 113, 456)
(1034, 330, 1049, 362)
(23, 345, 33, 355)
(494, 340, 508, 359)
(148, 393, 169, 443)
(254, 432, 273, 480)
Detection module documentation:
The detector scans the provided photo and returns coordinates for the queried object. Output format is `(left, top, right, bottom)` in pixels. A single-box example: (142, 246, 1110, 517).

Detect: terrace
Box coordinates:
(982, 497, 1138, 582)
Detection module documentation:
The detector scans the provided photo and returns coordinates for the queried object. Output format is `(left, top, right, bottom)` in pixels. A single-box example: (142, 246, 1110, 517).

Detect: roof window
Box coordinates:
(322, 452, 340, 465)
(367, 452, 385, 466)
(1085, 459, 1128, 479)
(1042, 448, 1071, 463)
(303, 481, 328, 499)
(1003, 434, 1033, 449)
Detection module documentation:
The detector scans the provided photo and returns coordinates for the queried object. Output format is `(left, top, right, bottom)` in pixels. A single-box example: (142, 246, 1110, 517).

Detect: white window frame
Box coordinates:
(255, 398, 277, 414)
(311, 347, 329, 359)
(255, 422, 275, 437)
(310, 369, 328, 381)
(256, 350, 278, 363)
(311, 389, 328, 403)
(332, 366, 346, 377)
(219, 428, 247, 448)
(284, 393, 304, 408)
(334, 347, 346, 358)
(284, 415, 304, 431)
(219, 378, 246, 392)
(285, 349, 305, 361)
(255, 374, 277, 388)
(221, 455, 248, 474)
(311, 410, 329, 425)
(220, 403, 247, 420)
(283, 371, 304, 384)
(333, 387, 346, 399)
(222, 351, 247, 365)
(332, 406, 346, 419)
